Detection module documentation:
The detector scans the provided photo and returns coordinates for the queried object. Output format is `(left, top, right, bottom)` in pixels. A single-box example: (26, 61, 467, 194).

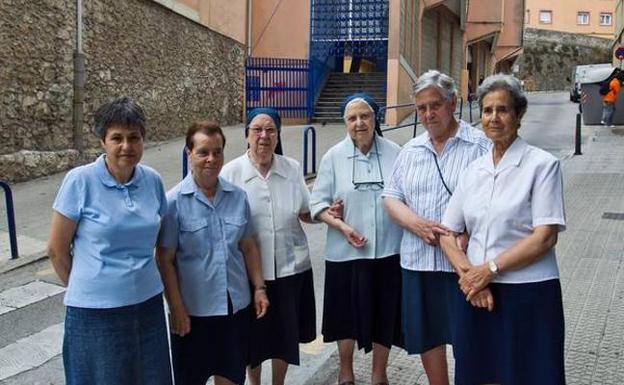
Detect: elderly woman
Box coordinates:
(220, 108, 316, 385)
(47, 97, 172, 385)
(310, 93, 403, 385)
(382, 70, 490, 384)
(440, 74, 566, 385)
(156, 121, 269, 385)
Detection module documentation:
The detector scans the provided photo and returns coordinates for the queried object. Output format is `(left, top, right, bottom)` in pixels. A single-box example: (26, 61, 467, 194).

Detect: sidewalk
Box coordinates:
(304, 125, 624, 385)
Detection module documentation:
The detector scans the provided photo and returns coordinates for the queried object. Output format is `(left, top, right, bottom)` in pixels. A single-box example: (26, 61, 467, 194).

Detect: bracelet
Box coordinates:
(254, 285, 267, 292)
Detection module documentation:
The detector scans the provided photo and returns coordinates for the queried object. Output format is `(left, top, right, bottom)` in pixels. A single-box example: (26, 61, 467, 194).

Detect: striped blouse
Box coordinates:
(382, 120, 490, 272)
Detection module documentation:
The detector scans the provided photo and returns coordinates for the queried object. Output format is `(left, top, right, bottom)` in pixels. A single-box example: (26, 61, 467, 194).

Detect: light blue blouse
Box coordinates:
(158, 175, 253, 316)
(309, 135, 402, 262)
(52, 155, 167, 308)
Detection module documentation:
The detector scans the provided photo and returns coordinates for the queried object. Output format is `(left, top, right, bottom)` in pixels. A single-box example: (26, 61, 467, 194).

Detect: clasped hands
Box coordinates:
(458, 264, 495, 312)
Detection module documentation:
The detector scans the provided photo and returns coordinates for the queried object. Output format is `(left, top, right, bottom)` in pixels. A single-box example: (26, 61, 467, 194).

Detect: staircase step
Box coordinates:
(313, 72, 388, 119)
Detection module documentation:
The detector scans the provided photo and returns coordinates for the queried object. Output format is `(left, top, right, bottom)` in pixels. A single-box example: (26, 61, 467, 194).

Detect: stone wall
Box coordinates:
(517, 28, 612, 91)
(0, 0, 245, 182)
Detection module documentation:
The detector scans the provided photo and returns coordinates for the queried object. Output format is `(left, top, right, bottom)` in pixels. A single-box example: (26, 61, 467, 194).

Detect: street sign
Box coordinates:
(615, 46, 624, 60)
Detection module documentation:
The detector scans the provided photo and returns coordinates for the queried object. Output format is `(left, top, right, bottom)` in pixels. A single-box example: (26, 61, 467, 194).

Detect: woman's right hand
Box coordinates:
(170, 305, 191, 336)
(340, 223, 367, 248)
(468, 287, 494, 312)
(412, 217, 450, 246)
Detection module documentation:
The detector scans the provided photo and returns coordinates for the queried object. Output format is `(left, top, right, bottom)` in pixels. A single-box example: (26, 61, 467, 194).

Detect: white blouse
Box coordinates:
(442, 137, 566, 284)
(221, 153, 311, 280)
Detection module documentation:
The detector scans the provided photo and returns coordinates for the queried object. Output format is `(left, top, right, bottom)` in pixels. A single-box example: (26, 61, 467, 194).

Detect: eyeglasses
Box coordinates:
(353, 181, 384, 191)
(415, 99, 446, 115)
(352, 136, 384, 191)
(249, 127, 278, 136)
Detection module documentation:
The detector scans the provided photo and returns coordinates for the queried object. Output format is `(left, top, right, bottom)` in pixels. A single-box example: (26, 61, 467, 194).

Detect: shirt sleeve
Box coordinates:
(441, 169, 467, 233)
(52, 169, 83, 222)
(531, 158, 566, 231)
(296, 162, 311, 214)
(381, 149, 406, 201)
(158, 193, 179, 250)
(309, 153, 334, 219)
(155, 176, 167, 218)
(242, 197, 256, 238)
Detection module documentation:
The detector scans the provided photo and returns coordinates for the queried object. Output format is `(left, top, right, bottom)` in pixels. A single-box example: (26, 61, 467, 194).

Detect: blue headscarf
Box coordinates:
(246, 107, 283, 155)
(340, 92, 383, 137)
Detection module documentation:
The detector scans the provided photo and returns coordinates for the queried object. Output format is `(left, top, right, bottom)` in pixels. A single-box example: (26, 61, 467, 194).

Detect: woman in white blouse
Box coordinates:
(310, 93, 403, 385)
(440, 74, 566, 385)
(220, 108, 316, 385)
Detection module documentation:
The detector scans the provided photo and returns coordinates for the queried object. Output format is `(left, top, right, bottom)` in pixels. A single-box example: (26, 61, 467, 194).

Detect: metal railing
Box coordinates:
(245, 57, 311, 120)
(181, 147, 188, 179)
(1, 180, 19, 259)
(303, 126, 317, 176)
(380, 97, 480, 134)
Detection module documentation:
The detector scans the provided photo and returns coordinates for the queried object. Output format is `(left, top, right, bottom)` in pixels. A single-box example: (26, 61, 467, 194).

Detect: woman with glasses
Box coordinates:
(382, 70, 490, 384)
(221, 108, 316, 385)
(309, 93, 403, 385)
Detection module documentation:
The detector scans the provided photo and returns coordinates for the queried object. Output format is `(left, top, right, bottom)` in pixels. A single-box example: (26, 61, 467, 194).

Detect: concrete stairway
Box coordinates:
(312, 72, 387, 123)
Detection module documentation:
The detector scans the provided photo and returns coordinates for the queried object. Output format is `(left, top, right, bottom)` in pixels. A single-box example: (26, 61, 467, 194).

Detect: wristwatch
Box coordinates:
(488, 259, 499, 275)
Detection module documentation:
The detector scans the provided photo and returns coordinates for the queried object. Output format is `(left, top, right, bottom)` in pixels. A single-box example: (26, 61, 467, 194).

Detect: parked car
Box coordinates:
(569, 63, 612, 102)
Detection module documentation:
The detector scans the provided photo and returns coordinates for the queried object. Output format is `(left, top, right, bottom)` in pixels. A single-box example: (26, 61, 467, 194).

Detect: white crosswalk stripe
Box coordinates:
(0, 280, 65, 313)
(0, 323, 64, 380)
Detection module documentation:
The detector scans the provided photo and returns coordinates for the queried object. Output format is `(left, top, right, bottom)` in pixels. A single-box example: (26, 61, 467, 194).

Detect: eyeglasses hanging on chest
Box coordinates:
(352, 137, 384, 191)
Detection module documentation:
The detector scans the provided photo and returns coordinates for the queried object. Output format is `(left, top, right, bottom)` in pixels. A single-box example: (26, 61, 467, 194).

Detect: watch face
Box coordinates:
(488, 260, 498, 274)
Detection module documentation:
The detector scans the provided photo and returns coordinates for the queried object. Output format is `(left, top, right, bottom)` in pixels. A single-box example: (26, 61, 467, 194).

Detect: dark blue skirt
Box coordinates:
(171, 304, 252, 385)
(453, 279, 565, 385)
(248, 268, 317, 368)
(322, 255, 403, 352)
(401, 270, 458, 354)
(63, 294, 172, 385)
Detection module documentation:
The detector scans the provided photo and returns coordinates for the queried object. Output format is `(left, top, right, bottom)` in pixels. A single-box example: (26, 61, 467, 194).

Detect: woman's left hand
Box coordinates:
(459, 264, 494, 300)
(254, 289, 270, 319)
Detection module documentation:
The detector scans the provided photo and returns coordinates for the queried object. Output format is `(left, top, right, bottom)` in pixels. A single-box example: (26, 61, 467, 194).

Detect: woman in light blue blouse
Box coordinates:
(309, 93, 403, 385)
(47, 97, 172, 385)
(156, 121, 269, 385)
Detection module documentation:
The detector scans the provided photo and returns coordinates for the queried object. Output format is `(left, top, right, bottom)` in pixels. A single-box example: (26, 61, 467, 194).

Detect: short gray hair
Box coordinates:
(477, 74, 528, 117)
(93, 97, 146, 140)
(413, 70, 458, 101)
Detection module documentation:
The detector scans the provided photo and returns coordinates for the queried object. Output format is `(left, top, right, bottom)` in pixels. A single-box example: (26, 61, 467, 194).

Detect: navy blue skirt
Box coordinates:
(453, 279, 565, 385)
(171, 304, 252, 385)
(322, 255, 403, 352)
(401, 270, 458, 354)
(248, 269, 317, 368)
(63, 294, 172, 385)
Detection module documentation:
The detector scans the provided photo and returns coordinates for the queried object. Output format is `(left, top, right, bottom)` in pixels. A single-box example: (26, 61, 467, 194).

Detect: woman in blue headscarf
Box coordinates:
(309, 93, 403, 385)
(221, 108, 317, 385)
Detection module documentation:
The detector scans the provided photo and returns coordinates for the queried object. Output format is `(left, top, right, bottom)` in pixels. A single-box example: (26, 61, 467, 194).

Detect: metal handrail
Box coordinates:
(181, 147, 188, 179)
(303, 126, 317, 176)
(380, 97, 480, 136)
(0, 180, 18, 259)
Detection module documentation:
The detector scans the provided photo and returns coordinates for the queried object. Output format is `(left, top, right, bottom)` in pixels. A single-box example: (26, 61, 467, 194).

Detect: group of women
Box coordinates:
(47, 72, 566, 385)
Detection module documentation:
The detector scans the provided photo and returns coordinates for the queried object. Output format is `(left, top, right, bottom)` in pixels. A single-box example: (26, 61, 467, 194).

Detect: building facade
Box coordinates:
(525, 0, 616, 39)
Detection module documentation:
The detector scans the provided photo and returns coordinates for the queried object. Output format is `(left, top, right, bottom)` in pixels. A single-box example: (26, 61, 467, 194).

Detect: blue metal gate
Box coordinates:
(245, 57, 311, 120)
(309, 0, 389, 108)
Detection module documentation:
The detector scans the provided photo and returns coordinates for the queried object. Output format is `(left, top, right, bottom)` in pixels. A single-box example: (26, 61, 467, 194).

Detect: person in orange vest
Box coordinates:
(601, 71, 624, 127)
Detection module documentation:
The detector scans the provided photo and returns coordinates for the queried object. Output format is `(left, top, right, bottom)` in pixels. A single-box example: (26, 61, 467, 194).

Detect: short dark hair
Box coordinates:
(93, 97, 146, 140)
(185, 121, 226, 151)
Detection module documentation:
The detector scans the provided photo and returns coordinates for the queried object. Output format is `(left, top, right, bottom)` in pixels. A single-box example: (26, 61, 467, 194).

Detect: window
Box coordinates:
(600, 12, 613, 26)
(539, 10, 552, 24)
(577, 12, 590, 25)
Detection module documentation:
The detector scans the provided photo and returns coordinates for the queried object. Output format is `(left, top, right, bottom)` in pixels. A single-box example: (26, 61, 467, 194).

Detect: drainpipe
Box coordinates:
(247, 0, 253, 56)
(73, 0, 85, 151)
